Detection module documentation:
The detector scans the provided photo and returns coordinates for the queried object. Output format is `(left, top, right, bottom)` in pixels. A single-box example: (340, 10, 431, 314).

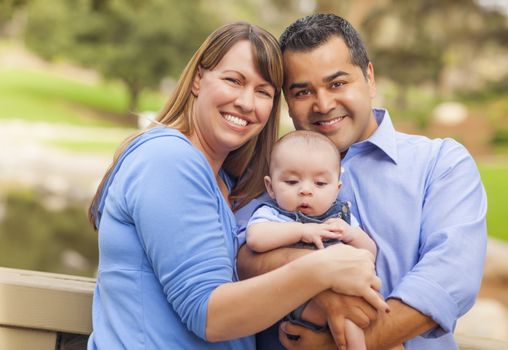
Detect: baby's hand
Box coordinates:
(301, 223, 340, 249)
(323, 218, 356, 244)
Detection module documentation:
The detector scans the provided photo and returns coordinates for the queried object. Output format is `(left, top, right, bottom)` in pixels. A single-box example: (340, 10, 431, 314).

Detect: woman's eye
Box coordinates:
(258, 89, 273, 98)
(225, 77, 240, 84)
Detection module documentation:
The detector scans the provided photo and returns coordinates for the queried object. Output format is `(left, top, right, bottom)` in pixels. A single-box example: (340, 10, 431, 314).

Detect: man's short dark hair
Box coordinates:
(280, 13, 370, 77)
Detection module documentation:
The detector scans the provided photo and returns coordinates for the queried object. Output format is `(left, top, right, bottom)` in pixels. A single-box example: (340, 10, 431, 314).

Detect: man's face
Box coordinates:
(283, 36, 378, 153)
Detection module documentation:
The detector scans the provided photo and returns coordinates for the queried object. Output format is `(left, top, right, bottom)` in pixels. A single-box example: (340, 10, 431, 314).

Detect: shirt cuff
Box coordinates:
(388, 273, 459, 337)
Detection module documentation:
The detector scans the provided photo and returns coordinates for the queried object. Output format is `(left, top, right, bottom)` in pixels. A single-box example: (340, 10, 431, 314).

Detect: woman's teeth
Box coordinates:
(223, 114, 247, 127)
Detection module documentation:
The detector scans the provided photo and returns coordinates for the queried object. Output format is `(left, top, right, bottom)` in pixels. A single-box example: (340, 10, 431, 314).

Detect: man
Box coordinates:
(236, 13, 487, 350)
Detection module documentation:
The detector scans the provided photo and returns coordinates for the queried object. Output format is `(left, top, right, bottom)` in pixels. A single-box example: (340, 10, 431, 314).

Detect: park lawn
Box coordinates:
(44, 139, 123, 154)
(0, 68, 164, 127)
(479, 163, 508, 241)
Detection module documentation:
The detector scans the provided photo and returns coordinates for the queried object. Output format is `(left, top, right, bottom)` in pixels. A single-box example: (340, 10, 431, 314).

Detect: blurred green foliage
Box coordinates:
(0, 190, 98, 277)
(24, 0, 218, 113)
(479, 164, 508, 241)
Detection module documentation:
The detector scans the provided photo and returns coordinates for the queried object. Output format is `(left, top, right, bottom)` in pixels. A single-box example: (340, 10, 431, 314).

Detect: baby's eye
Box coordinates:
(315, 181, 327, 187)
(284, 180, 298, 185)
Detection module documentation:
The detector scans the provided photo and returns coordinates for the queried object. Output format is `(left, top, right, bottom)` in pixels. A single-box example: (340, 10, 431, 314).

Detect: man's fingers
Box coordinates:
(348, 307, 370, 328)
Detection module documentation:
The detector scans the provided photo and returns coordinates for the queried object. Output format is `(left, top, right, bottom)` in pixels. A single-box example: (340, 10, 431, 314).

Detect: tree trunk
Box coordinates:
(126, 80, 141, 114)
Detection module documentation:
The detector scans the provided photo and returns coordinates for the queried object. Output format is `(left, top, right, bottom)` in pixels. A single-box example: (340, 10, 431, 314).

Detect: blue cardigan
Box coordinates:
(88, 127, 254, 349)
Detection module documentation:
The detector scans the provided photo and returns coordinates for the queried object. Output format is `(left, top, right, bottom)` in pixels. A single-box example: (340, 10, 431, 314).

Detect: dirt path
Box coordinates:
(0, 119, 133, 200)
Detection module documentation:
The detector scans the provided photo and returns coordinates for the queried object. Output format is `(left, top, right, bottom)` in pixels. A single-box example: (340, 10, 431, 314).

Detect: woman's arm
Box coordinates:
(207, 244, 387, 341)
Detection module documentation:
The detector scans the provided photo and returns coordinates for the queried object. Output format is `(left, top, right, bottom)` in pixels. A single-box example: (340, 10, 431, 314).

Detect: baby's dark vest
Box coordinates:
(256, 199, 351, 249)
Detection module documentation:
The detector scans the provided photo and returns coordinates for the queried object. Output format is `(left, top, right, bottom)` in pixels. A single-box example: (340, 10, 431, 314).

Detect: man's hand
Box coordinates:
(314, 290, 380, 349)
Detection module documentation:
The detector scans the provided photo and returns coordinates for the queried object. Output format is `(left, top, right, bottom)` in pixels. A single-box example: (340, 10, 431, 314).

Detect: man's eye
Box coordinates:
(294, 89, 310, 97)
(331, 81, 344, 88)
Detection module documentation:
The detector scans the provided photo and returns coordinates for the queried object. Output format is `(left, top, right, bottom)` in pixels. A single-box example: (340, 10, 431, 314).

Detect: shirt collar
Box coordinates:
(363, 108, 398, 164)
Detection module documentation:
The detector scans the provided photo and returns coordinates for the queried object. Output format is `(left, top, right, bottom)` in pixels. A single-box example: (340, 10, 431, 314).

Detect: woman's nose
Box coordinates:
(234, 88, 255, 113)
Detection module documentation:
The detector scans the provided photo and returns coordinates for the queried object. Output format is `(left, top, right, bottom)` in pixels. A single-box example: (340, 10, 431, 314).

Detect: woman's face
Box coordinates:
(191, 40, 276, 160)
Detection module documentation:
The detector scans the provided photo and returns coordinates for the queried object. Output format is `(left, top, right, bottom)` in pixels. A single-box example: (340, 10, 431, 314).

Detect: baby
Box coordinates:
(246, 130, 377, 350)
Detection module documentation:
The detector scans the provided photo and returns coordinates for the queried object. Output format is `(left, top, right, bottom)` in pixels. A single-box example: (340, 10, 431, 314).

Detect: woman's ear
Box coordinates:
(191, 66, 203, 97)
(264, 175, 275, 199)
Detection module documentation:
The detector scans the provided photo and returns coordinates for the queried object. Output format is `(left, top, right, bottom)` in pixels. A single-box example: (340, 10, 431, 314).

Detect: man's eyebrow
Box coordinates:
(288, 71, 350, 90)
(323, 71, 349, 83)
(288, 82, 308, 90)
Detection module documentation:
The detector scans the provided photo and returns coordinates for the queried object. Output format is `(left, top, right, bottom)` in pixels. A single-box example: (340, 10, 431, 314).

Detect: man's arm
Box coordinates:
(364, 299, 436, 350)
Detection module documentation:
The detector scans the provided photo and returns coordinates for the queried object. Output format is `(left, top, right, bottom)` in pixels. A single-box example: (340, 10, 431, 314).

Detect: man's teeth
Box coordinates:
(317, 116, 344, 126)
(223, 114, 247, 127)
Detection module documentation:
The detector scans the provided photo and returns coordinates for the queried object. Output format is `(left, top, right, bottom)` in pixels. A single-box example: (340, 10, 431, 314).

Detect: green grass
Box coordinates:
(479, 163, 508, 241)
(44, 139, 122, 154)
(0, 68, 164, 127)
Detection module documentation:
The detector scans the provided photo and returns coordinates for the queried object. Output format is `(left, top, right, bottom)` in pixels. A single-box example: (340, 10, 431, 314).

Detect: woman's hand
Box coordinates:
(314, 244, 388, 313)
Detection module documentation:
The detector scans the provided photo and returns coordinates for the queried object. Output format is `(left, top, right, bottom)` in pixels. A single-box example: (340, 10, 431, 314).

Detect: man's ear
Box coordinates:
(191, 66, 203, 97)
(366, 62, 377, 99)
(264, 175, 275, 199)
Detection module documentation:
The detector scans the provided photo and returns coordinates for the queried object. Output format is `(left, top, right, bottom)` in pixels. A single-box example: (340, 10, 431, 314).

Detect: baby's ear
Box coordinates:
(264, 176, 275, 199)
(337, 180, 343, 191)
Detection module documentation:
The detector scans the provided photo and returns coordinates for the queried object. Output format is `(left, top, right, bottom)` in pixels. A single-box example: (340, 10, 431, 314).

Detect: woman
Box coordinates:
(87, 22, 386, 349)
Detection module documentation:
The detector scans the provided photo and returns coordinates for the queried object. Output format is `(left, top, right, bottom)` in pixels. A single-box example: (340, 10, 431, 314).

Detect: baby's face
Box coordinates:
(266, 143, 340, 216)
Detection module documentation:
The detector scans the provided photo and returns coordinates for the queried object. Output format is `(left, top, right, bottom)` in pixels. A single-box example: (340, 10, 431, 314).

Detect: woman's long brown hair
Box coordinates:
(89, 22, 283, 230)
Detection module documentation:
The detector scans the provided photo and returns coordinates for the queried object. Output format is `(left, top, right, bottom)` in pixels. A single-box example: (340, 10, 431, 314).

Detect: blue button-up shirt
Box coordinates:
(235, 109, 487, 350)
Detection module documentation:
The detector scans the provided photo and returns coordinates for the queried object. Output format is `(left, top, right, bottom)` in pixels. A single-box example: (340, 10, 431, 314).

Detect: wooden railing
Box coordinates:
(0, 267, 93, 349)
(1, 267, 507, 350)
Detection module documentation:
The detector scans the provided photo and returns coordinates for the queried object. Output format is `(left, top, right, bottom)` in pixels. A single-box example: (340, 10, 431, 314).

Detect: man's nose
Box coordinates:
(312, 89, 336, 114)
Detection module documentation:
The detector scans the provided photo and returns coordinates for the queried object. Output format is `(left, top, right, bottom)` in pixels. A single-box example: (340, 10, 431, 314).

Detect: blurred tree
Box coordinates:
(361, 0, 508, 107)
(24, 0, 218, 114)
(0, 0, 28, 36)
